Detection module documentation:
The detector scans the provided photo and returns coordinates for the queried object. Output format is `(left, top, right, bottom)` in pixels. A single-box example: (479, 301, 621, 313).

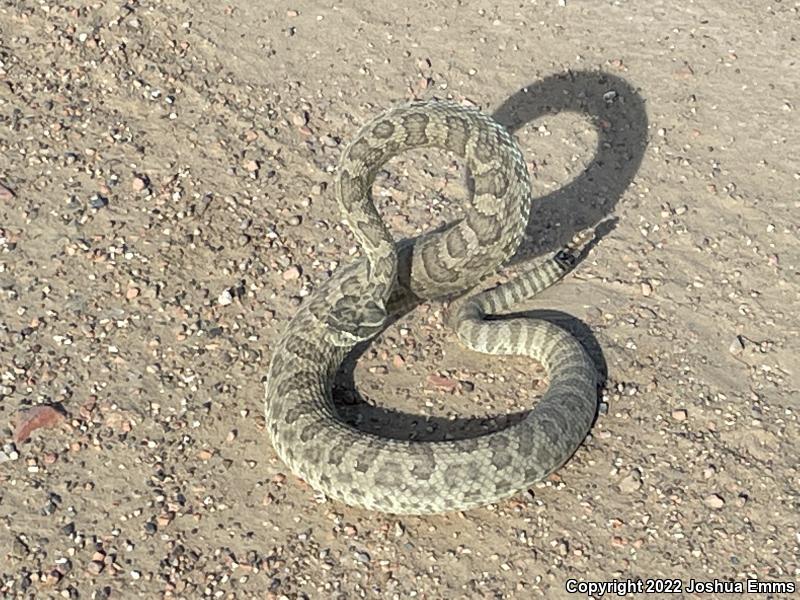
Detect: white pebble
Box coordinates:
(218, 289, 233, 306)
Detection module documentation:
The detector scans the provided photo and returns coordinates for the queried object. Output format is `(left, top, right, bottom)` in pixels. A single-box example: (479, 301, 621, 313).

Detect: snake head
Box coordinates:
(325, 299, 388, 346)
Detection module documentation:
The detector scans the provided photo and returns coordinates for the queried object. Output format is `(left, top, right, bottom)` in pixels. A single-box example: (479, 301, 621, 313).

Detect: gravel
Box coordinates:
(1, 0, 798, 597)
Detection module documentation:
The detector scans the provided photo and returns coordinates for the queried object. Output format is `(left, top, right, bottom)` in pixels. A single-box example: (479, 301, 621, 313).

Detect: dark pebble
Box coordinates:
(19, 573, 31, 591)
(42, 501, 59, 516)
(94, 585, 111, 599)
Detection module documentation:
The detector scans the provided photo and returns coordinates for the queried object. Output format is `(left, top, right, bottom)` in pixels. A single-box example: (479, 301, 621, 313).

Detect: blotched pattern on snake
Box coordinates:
(265, 100, 598, 514)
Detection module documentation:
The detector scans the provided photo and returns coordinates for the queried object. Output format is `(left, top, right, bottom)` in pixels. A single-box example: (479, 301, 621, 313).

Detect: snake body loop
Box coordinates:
(265, 101, 597, 514)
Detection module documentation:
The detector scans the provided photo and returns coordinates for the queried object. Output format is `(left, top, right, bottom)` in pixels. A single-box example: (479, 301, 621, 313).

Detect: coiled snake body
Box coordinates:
(265, 100, 597, 514)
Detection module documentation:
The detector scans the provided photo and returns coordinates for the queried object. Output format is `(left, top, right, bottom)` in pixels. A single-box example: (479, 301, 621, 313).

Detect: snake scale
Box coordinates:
(265, 100, 598, 514)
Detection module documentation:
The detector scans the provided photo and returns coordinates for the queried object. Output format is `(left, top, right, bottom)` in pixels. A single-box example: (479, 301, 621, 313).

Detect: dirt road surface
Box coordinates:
(1, 1, 797, 598)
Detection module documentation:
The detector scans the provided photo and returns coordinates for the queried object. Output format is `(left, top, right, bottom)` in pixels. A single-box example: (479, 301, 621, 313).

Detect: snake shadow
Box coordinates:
(333, 70, 647, 442)
(334, 308, 607, 441)
(494, 70, 648, 262)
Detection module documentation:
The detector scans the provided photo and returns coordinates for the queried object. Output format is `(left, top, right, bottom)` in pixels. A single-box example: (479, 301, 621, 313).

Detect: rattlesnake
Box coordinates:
(264, 100, 598, 514)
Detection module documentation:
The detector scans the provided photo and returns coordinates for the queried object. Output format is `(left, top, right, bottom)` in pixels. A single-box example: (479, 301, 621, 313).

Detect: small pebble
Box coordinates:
(426, 373, 459, 391)
(704, 493, 725, 509)
(90, 196, 108, 209)
(0, 442, 19, 463)
(320, 135, 339, 147)
(156, 513, 174, 528)
(282, 266, 302, 281)
(0, 182, 15, 199)
(729, 336, 745, 355)
(218, 289, 234, 306)
(671, 408, 688, 421)
(86, 561, 104, 575)
(619, 469, 642, 493)
(603, 90, 618, 103)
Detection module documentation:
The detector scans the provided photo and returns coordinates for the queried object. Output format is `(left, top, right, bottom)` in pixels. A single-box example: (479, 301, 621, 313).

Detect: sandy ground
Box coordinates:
(1, 0, 798, 598)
